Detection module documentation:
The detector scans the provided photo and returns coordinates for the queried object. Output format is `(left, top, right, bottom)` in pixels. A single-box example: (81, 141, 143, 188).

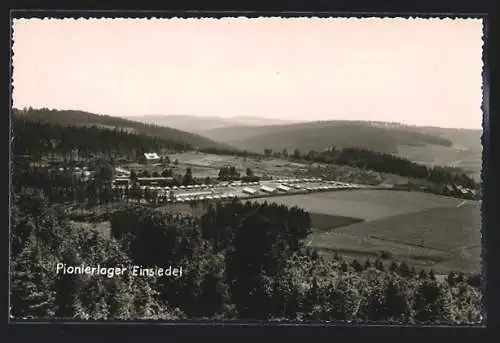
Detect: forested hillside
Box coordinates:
(11, 189, 481, 322)
(13, 108, 233, 151)
(200, 121, 454, 154)
(12, 117, 189, 158)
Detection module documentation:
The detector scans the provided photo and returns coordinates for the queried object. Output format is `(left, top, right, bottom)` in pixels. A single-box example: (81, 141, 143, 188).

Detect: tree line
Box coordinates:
(12, 118, 189, 160)
(262, 147, 477, 190)
(217, 165, 260, 182)
(13, 107, 231, 151)
(13, 159, 116, 206)
(199, 147, 260, 159)
(13, 161, 215, 208)
(11, 188, 481, 323)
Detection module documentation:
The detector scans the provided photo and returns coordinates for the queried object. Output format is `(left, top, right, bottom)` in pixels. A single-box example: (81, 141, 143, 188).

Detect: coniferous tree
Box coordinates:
(398, 261, 411, 278)
(54, 247, 84, 319)
(389, 261, 399, 273)
(383, 277, 412, 322)
(198, 266, 230, 317)
(351, 259, 364, 272)
(183, 167, 194, 186)
(447, 272, 457, 287)
(364, 259, 372, 270)
(374, 259, 385, 271)
(414, 280, 453, 323)
(10, 235, 55, 319)
(107, 276, 132, 319)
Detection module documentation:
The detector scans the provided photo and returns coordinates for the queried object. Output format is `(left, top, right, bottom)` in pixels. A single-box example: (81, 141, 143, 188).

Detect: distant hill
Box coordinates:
(393, 126, 482, 180)
(13, 108, 234, 151)
(200, 120, 455, 154)
(200, 120, 482, 180)
(122, 114, 301, 133)
(405, 126, 482, 152)
(230, 116, 301, 126)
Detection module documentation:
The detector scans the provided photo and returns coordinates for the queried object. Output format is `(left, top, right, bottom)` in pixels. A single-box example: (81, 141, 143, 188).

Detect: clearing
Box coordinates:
(257, 190, 481, 274)
(252, 190, 463, 221)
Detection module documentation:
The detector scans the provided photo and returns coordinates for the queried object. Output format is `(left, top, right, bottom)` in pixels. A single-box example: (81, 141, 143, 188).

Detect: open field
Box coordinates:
(256, 190, 481, 274)
(307, 204, 481, 274)
(252, 190, 463, 221)
(332, 203, 480, 251)
(168, 152, 307, 178)
(308, 213, 364, 231)
(123, 161, 219, 179)
(308, 232, 449, 269)
(431, 245, 482, 274)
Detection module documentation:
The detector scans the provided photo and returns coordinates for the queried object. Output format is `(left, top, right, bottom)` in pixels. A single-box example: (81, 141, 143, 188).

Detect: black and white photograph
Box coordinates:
(10, 17, 484, 324)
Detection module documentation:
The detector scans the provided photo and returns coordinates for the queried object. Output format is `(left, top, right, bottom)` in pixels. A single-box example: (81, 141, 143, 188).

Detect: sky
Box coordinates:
(12, 17, 484, 129)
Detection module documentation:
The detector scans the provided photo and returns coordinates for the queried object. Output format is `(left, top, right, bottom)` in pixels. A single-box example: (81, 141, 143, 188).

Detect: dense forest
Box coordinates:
(11, 188, 481, 322)
(13, 118, 191, 159)
(12, 108, 232, 151)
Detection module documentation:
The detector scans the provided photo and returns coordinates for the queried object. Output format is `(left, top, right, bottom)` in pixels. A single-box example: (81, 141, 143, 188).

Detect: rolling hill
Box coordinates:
(200, 120, 482, 179)
(12, 108, 233, 151)
(122, 114, 301, 133)
(394, 126, 482, 180)
(407, 126, 482, 152)
(200, 120, 455, 154)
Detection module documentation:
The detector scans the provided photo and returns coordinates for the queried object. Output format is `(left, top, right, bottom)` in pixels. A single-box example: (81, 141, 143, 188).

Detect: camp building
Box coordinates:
(139, 152, 161, 164)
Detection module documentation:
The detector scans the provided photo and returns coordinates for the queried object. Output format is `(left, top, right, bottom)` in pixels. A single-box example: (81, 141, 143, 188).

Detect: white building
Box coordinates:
(140, 152, 161, 164)
(242, 187, 258, 195)
(115, 167, 130, 174)
(260, 185, 276, 193)
(277, 184, 291, 192)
